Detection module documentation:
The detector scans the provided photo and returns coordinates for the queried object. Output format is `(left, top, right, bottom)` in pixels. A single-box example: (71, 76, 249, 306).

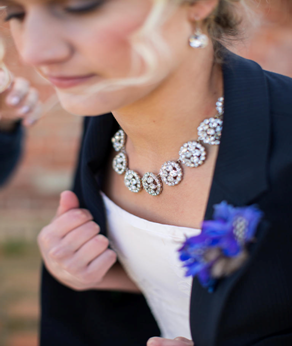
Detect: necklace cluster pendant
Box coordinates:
(112, 97, 224, 196)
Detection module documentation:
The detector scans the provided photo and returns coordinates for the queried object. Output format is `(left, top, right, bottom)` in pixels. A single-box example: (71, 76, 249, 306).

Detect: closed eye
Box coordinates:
(4, 11, 24, 21)
(65, 1, 105, 14)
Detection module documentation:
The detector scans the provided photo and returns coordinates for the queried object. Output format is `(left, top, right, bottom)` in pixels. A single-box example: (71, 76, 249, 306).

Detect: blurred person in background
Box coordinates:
(0, 70, 42, 186)
(2, 0, 292, 346)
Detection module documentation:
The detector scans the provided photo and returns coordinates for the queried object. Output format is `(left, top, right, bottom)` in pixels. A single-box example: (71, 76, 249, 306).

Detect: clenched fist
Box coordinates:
(38, 190, 117, 291)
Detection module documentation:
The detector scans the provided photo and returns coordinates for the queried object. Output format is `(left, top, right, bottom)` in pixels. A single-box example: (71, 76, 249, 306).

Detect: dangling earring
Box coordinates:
(189, 23, 209, 49)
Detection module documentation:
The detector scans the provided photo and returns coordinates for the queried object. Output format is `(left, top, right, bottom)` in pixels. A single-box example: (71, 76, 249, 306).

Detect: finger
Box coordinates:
(56, 191, 80, 218)
(22, 101, 43, 127)
(85, 249, 117, 279)
(72, 234, 109, 269)
(49, 221, 100, 259)
(174, 337, 194, 345)
(52, 208, 94, 239)
(16, 87, 39, 116)
(147, 337, 194, 346)
(5, 77, 30, 106)
(0, 70, 11, 92)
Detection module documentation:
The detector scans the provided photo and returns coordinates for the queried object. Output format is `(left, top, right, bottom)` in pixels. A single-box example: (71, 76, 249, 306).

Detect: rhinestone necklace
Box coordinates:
(111, 97, 224, 196)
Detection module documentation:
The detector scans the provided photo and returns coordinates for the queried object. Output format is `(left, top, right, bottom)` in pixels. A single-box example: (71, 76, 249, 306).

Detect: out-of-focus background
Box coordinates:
(0, 1, 292, 345)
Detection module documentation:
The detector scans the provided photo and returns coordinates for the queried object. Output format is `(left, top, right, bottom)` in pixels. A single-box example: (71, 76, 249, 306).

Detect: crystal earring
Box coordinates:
(189, 23, 209, 49)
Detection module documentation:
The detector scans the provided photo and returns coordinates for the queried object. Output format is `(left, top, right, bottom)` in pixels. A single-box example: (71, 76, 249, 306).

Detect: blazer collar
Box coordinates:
(209, 50, 270, 209)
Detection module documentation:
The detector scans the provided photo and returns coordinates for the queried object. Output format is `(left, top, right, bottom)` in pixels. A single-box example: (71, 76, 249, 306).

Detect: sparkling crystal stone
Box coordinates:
(142, 172, 162, 196)
(233, 216, 248, 245)
(179, 141, 207, 168)
(197, 117, 223, 145)
(170, 170, 177, 177)
(124, 170, 142, 193)
(216, 98, 224, 115)
(112, 152, 127, 175)
(160, 161, 183, 187)
(112, 129, 126, 152)
(189, 33, 209, 49)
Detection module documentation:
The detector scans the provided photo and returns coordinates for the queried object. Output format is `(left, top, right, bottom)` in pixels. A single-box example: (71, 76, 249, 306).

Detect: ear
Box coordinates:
(187, 0, 219, 22)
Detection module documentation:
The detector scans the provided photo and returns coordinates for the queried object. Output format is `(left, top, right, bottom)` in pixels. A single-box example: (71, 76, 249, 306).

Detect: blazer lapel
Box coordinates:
(190, 51, 271, 345)
(78, 113, 119, 235)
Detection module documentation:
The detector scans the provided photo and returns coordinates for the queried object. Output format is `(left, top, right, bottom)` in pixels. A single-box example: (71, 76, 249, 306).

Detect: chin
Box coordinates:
(56, 90, 115, 117)
(55, 86, 143, 117)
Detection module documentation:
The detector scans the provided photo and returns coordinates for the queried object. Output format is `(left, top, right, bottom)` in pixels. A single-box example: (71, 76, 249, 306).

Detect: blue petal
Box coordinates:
(213, 201, 236, 221)
(185, 261, 206, 277)
(243, 206, 263, 240)
(197, 264, 217, 290)
(202, 219, 231, 237)
(179, 252, 192, 261)
(220, 235, 242, 257)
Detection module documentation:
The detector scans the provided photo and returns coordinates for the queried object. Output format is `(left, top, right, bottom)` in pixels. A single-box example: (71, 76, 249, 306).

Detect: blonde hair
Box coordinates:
(0, 38, 13, 93)
(81, 0, 246, 96)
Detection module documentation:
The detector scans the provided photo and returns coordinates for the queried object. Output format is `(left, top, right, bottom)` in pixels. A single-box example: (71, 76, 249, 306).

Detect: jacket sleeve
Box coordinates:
(0, 120, 24, 187)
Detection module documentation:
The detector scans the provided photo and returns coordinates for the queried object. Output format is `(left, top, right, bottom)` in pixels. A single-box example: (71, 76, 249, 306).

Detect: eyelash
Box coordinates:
(4, 1, 104, 22)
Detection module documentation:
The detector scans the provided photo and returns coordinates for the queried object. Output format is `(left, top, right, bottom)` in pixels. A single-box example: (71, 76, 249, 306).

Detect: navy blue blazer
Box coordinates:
(0, 121, 23, 187)
(40, 51, 292, 346)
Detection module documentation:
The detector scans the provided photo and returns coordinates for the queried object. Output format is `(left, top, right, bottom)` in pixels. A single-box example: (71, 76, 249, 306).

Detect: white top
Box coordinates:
(101, 192, 201, 339)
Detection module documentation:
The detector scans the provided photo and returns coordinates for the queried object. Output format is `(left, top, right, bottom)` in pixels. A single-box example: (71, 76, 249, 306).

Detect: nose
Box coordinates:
(17, 8, 72, 67)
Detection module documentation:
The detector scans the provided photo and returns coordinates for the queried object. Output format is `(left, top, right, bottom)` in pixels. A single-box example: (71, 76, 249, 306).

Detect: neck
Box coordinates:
(112, 48, 223, 172)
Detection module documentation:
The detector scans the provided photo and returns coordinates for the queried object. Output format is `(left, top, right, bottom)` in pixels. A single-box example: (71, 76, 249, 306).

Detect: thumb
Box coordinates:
(55, 190, 80, 218)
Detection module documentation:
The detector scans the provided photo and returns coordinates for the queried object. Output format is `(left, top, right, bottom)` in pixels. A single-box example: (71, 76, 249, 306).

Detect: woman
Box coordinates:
(2, 0, 292, 345)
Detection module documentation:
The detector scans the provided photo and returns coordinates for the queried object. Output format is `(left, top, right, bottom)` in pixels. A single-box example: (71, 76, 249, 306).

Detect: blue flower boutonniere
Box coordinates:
(178, 201, 263, 293)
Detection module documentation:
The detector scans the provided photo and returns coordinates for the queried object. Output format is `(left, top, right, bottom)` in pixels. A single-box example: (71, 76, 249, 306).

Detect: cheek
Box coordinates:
(71, 2, 152, 77)
(86, 27, 133, 77)
(9, 23, 24, 54)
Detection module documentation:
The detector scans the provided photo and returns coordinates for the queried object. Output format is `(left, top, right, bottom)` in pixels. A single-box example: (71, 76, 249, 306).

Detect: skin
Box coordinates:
(0, 71, 42, 128)
(3, 0, 223, 343)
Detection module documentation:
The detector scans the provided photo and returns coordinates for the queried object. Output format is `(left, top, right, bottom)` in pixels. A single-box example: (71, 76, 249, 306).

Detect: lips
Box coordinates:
(46, 74, 96, 89)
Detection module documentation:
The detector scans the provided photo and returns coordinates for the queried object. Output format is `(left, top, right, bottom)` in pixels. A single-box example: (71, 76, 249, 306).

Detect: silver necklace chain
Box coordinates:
(111, 97, 224, 196)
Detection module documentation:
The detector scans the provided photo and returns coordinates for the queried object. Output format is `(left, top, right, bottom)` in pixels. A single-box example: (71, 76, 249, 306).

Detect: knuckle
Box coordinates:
(106, 249, 117, 262)
(63, 260, 75, 273)
(95, 234, 109, 247)
(48, 246, 64, 260)
(88, 221, 100, 232)
(38, 228, 51, 247)
(147, 338, 160, 346)
(29, 87, 38, 95)
(16, 77, 29, 87)
(70, 209, 92, 222)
